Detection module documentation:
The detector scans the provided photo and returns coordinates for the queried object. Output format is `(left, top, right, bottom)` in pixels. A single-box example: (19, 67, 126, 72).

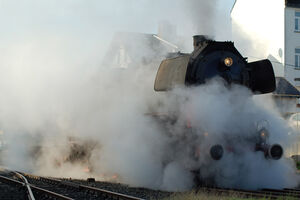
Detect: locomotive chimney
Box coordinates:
(193, 35, 212, 50)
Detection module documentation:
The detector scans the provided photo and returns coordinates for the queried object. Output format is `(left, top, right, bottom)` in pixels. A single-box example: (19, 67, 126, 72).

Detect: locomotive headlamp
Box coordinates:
(259, 128, 269, 138)
(210, 144, 223, 160)
(224, 57, 233, 67)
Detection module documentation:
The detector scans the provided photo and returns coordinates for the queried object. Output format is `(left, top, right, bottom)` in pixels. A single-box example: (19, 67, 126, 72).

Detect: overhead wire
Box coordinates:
(246, 55, 299, 69)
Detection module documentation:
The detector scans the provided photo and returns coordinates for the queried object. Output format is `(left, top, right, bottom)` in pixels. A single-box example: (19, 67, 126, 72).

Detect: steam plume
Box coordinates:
(0, 0, 298, 191)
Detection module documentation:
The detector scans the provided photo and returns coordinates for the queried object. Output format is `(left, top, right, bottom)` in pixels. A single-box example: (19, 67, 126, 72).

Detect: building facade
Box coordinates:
(101, 22, 180, 69)
(285, 0, 300, 87)
(231, 0, 300, 88)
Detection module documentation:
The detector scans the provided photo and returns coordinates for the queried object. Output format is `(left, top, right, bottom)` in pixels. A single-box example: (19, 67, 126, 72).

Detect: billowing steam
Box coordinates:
(167, 80, 298, 189)
(0, 0, 299, 192)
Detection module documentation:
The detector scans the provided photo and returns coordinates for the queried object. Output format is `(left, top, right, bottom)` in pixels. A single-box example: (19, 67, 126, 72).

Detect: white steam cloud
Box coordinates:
(0, 0, 298, 192)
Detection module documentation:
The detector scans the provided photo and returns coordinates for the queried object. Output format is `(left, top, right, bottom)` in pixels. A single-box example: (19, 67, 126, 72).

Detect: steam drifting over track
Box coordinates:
(0, 169, 146, 200)
(1, 168, 300, 199)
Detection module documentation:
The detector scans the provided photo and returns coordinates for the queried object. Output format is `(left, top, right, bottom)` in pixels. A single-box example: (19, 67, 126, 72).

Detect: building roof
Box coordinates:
(273, 77, 300, 97)
(232, 0, 300, 10)
(101, 32, 178, 68)
(230, 0, 237, 13)
(286, 0, 300, 8)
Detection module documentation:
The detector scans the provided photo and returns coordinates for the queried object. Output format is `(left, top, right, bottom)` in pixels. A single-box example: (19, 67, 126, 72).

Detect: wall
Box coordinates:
(285, 7, 300, 86)
(273, 96, 300, 115)
(231, 0, 285, 76)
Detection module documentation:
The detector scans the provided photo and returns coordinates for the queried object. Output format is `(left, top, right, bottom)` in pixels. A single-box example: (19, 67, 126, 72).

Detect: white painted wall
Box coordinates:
(231, 0, 285, 77)
(285, 7, 300, 86)
(274, 97, 300, 115)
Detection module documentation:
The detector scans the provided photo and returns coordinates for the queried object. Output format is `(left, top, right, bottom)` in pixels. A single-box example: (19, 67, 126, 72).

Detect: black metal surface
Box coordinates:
(286, 0, 300, 8)
(210, 144, 223, 160)
(274, 77, 300, 97)
(248, 59, 275, 94)
(184, 40, 275, 94)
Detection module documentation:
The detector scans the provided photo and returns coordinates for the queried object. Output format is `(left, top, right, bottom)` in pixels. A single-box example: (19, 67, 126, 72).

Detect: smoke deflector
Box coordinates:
(154, 55, 190, 91)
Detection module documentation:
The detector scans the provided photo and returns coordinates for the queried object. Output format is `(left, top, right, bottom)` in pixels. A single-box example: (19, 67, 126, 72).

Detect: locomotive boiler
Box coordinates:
(153, 35, 283, 162)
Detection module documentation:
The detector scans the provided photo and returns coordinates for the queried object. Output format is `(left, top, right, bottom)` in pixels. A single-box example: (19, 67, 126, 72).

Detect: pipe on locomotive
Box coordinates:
(255, 143, 283, 160)
(210, 143, 283, 161)
(210, 144, 224, 160)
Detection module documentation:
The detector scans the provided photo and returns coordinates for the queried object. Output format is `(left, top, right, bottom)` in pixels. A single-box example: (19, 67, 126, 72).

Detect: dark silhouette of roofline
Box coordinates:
(286, 0, 300, 8)
(230, 0, 237, 14)
(273, 77, 300, 98)
(232, 0, 300, 11)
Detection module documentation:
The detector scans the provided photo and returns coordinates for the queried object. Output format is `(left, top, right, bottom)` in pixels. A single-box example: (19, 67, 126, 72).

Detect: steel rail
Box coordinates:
(29, 173, 300, 200)
(23, 173, 145, 200)
(30, 185, 74, 200)
(221, 186, 300, 197)
(81, 185, 144, 200)
(261, 188, 300, 198)
(14, 172, 35, 200)
(10, 170, 300, 200)
(20, 175, 74, 200)
(197, 187, 278, 199)
(196, 186, 300, 199)
(0, 171, 73, 200)
(0, 174, 25, 186)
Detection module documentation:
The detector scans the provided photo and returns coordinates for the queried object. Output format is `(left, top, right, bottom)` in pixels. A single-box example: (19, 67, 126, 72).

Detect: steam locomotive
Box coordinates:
(153, 35, 283, 164)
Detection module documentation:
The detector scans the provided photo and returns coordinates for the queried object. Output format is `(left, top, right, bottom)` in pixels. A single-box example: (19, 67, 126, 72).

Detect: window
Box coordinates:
(295, 11, 300, 32)
(295, 48, 300, 69)
(292, 113, 300, 121)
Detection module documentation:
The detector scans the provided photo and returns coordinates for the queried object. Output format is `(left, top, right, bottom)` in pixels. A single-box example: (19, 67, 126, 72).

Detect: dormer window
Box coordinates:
(295, 11, 300, 32)
(295, 48, 300, 68)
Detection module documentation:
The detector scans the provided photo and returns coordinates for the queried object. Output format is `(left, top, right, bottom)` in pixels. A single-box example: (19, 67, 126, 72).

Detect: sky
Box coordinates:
(0, 0, 235, 56)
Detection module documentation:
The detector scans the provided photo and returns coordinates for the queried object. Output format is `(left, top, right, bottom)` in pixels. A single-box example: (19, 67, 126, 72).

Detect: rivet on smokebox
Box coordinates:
(87, 178, 95, 183)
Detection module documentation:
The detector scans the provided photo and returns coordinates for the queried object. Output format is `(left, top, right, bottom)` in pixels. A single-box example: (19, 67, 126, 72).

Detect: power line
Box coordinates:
(247, 55, 299, 69)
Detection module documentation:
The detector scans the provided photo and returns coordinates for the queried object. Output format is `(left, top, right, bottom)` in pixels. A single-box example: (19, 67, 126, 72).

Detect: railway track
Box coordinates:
(0, 173, 27, 200)
(0, 169, 144, 200)
(52, 177, 300, 199)
(1, 168, 300, 199)
(195, 186, 300, 199)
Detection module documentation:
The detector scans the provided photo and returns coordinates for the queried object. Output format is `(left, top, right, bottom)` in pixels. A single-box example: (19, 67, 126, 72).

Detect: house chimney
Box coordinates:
(158, 21, 177, 41)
